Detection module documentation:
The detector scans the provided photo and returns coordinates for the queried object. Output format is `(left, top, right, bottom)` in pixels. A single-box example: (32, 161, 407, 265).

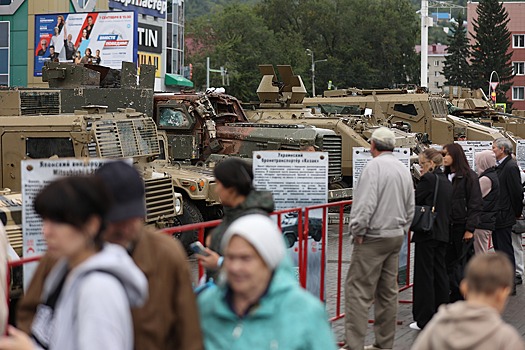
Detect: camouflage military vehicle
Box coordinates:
(0, 61, 222, 224)
(152, 89, 344, 195)
(241, 65, 419, 187)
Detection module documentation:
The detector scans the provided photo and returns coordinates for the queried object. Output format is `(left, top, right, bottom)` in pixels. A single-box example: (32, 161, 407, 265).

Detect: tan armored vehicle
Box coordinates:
(1, 62, 222, 224)
(243, 65, 418, 186)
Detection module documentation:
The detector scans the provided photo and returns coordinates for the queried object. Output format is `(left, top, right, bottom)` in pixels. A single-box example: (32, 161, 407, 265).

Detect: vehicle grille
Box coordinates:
(20, 91, 60, 115)
(92, 118, 160, 158)
(322, 135, 342, 181)
(429, 97, 449, 118)
(6, 226, 22, 257)
(144, 176, 176, 224)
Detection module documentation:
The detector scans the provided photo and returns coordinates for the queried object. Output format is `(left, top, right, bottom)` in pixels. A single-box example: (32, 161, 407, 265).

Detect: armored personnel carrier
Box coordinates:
(1, 62, 222, 224)
(242, 65, 419, 187)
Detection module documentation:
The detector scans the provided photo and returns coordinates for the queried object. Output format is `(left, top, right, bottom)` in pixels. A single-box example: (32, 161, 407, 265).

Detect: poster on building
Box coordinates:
(253, 151, 328, 297)
(352, 147, 411, 188)
(138, 52, 161, 77)
(455, 140, 493, 171)
(34, 11, 137, 76)
(21, 158, 117, 288)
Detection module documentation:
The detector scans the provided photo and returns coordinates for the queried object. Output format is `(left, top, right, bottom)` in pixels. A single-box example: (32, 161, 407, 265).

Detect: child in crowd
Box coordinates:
(412, 253, 525, 350)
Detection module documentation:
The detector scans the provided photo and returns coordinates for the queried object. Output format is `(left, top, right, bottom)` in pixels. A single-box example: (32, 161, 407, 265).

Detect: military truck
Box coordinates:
(1, 62, 223, 224)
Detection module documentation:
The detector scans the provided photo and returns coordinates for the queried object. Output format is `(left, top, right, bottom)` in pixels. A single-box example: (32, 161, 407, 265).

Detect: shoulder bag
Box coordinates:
(410, 174, 439, 233)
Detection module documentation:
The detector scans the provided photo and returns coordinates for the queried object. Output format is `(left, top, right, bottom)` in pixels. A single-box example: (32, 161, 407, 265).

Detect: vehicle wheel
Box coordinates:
(173, 200, 204, 256)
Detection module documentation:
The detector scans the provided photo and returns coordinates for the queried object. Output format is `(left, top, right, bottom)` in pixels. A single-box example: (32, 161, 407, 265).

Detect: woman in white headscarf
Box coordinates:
(198, 214, 336, 350)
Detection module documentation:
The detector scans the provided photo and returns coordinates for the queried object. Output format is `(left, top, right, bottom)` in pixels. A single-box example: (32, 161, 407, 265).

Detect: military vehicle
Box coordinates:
(151, 89, 344, 197)
(443, 86, 525, 142)
(240, 65, 419, 187)
(0, 62, 223, 225)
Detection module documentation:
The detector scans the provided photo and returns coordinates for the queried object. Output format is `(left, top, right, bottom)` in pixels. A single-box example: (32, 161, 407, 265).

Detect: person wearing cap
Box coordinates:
(341, 127, 414, 350)
(0, 176, 148, 350)
(16, 161, 203, 350)
(198, 214, 337, 350)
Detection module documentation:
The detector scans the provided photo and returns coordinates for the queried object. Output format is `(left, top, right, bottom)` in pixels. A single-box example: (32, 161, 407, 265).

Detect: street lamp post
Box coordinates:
(489, 70, 500, 105)
(306, 49, 327, 97)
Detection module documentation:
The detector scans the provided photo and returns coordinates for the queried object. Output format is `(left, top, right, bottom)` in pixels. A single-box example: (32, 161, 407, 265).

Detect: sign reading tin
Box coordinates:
(109, 0, 167, 18)
(138, 23, 162, 54)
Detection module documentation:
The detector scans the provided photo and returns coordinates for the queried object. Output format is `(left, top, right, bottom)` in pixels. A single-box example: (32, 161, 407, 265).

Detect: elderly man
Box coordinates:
(342, 127, 415, 350)
(492, 138, 523, 295)
(17, 161, 203, 350)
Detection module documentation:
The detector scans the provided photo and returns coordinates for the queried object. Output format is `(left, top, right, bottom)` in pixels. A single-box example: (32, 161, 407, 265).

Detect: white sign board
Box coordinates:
(21, 158, 114, 288)
(455, 140, 493, 171)
(253, 151, 328, 296)
(516, 139, 525, 170)
(352, 147, 411, 188)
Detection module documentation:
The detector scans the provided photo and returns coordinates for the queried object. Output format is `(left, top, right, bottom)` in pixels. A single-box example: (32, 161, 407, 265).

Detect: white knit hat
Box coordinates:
(221, 214, 285, 270)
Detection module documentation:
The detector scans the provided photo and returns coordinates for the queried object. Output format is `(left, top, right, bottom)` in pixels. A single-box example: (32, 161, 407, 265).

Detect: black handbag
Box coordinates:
(410, 174, 439, 233)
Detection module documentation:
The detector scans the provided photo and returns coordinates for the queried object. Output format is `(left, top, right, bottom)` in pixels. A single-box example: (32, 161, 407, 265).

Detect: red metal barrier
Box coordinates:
(6, 200, 415, 327)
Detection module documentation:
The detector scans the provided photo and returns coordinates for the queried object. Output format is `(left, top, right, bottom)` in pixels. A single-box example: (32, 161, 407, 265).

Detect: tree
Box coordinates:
(443, 13, 471, 86)
(469, 0, 513, 102)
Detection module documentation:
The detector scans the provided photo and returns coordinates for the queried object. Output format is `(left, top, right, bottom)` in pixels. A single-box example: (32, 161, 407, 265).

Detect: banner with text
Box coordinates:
(34, 11, 137, 76)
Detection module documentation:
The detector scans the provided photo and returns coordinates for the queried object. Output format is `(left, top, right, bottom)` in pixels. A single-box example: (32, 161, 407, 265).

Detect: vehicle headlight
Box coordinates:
(175, 197, 182, 215)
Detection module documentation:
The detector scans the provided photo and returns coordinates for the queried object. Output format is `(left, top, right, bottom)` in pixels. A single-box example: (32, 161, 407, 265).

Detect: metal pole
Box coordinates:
(311, 53, 315, 97)
(206, 57, 210, 89)
(420, 0, 429, 88)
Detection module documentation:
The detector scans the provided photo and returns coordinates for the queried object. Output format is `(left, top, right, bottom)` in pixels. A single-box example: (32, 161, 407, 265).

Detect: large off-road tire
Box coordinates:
(173, 200, 204, 256)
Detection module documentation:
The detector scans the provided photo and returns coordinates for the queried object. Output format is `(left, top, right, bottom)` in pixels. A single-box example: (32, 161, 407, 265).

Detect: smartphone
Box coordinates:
(190, 241, 209, 256)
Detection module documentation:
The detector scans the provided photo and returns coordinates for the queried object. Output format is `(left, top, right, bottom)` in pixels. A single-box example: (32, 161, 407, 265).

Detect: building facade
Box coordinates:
(467, 1, 525, 110)
(415, 44, 448, 94)
(0, 0, 187, 90)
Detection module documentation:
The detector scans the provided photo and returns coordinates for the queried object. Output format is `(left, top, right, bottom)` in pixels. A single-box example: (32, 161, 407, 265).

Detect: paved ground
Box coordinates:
(190, 223, 525, 350)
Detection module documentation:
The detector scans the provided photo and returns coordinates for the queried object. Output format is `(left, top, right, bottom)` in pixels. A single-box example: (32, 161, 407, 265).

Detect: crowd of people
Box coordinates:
(341, 128, 525, 350)
(0, 128, 523, 349)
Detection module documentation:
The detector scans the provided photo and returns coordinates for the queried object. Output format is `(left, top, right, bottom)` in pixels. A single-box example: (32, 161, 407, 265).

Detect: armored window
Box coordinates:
(157, 106, 195, 130)
(513, 62, 525, 76)
(393, 104, 418, 116)
(26, 138, 75, 158)
(513, 87, 525, 101)
(514, 35, 525, 48)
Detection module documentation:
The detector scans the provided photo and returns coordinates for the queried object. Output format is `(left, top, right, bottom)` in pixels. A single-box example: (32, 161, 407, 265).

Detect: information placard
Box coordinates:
(516, 140, 525, 170)
(21, 158, 115, 287)
(352, 147, 411, 188)
(253, 151, 328, 296)
(455, 140, 493, 171)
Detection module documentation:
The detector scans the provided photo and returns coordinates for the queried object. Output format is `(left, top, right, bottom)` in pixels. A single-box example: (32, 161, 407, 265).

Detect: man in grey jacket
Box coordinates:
(341, 127, 415, 350)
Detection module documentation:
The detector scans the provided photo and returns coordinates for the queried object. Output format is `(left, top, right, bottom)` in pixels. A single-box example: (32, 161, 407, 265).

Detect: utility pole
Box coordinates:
(421, 0, 430, 88)
(306, 49, 327, 97)
(206, 57, 228, 89)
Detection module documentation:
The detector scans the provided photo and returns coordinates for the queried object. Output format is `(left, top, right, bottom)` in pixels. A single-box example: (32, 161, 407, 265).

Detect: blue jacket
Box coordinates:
(197, 262, 337, 350)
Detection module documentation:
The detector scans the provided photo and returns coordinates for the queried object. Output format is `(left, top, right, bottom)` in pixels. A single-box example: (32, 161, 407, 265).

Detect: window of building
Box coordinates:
(434, 82, 439, 88)
(435, 71, 440, 77)
(434, 61, 439, 66)
(513, 62, 525, 75)
(513, 87, 525, 100)
(0, 21, 8, 86)
(514, 35, 525, 48)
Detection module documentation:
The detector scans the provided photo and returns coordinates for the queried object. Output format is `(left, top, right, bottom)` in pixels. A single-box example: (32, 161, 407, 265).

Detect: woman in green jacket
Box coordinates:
(198, 214, 337, 350)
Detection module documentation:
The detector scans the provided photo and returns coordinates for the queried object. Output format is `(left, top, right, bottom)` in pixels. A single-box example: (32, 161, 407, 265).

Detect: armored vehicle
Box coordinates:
(242, 65, 419, 186)
(152, 90, 344, 195)
(1, 62, 222, 224)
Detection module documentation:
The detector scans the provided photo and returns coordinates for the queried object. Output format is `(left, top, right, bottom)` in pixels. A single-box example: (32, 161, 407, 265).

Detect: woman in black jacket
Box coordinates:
(443, 143, 483, 302)
(411, 148, 453, 330)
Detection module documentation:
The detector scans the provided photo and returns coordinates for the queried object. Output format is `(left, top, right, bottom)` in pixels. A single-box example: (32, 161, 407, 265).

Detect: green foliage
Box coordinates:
(469, 0, 513, 102)
(443, 13, 470, 86)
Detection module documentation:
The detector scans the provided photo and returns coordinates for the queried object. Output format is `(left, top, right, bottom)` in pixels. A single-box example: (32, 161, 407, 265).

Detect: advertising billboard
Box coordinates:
(34, 11, 138, 76)
(109, 0, 167, 19)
